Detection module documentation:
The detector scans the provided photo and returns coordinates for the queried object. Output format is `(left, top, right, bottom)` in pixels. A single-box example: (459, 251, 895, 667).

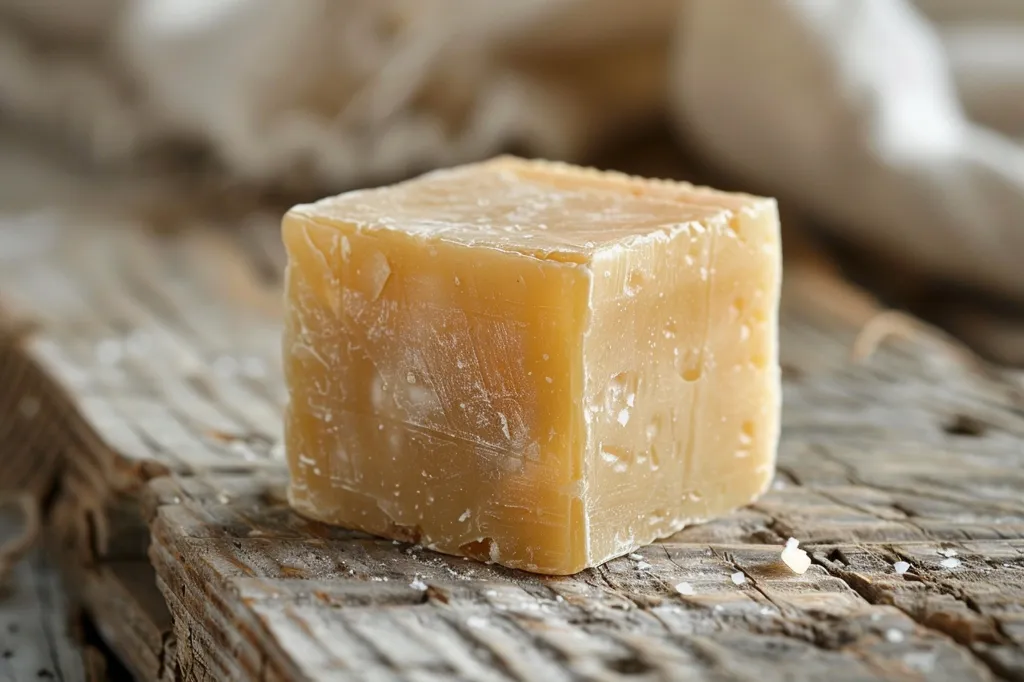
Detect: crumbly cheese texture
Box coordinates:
(282, 156, 782, 575)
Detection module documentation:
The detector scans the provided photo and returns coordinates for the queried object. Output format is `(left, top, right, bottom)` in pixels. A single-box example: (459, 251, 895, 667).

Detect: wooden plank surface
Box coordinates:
(1, 187, 1024, 680)
(0, 524, 90, 682)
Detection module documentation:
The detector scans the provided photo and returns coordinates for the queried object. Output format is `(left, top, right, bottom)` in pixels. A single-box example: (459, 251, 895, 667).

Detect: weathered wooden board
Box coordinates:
(2, 200, 1024, 680)
(0, 521, 91, 682)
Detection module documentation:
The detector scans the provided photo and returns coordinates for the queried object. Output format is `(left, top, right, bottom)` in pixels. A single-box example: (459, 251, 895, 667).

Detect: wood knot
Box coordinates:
(943, 414, 987, 438)
(608, 655, 653, 675)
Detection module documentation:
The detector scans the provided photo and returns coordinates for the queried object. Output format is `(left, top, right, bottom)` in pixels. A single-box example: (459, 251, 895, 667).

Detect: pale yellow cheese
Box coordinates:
(282, 156, 781, 575)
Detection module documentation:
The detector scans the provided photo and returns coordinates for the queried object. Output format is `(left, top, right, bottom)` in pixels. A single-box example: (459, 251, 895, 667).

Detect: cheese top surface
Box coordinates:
(289, 156, 772, 263)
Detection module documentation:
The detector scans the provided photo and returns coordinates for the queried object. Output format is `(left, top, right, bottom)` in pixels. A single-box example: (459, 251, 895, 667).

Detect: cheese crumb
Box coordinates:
(781, 545, 811, 574)
(939, 557, 962, 569)
(730, 572, 746, 585)
(674, 582, 695, 596)
(893, 561, 910, 575)
(409, 578, 428, 591)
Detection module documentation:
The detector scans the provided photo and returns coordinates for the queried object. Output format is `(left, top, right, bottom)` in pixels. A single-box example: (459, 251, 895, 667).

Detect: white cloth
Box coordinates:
(2, 0, 1024, 299)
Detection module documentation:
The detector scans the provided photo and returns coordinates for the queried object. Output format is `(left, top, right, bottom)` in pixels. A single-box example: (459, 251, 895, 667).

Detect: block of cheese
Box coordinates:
(282, 156, 781, 575)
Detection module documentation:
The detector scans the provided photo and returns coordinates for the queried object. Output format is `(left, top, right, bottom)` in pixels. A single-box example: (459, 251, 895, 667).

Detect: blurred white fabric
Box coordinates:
(2, 0, 1024, 299)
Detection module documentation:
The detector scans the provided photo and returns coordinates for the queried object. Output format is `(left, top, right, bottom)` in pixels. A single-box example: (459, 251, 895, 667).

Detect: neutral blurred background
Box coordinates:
(2, 0, 1024, 356)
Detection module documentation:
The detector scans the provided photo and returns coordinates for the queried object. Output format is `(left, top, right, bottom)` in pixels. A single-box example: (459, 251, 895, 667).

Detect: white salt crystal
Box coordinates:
(466, 616, 487, 628)
(409, 578, 428, 591)
(781, 546, 811, 575)
(731, 572, 746, 585)
(893, 561, 910, 575)
(939, 557, 962, 569)
(885, 628, 905, 643)
(674, 582, 695, 596)
(785, 537, 800, 550)
(459, 509, 471, 522)
(937, 548, 958, 558)
(628, 553, 643, 561)
(636, 561, 652, 571)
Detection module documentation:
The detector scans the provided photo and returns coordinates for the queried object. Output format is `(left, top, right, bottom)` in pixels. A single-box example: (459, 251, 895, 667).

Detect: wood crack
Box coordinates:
(813, 547, 1019, 681)
(710, 547, 785, 616)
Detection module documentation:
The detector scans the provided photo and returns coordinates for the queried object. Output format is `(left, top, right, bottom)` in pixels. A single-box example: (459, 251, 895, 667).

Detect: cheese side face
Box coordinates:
(282, 156, 781, 575)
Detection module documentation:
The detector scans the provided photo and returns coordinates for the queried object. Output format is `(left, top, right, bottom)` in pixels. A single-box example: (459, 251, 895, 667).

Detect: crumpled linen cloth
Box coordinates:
(2, 0, 1024, 300)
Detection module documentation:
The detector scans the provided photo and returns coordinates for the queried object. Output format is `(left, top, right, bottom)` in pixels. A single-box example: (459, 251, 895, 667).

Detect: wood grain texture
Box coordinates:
(2, 209, 1024, 681)
(0, 530, 89, 682)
